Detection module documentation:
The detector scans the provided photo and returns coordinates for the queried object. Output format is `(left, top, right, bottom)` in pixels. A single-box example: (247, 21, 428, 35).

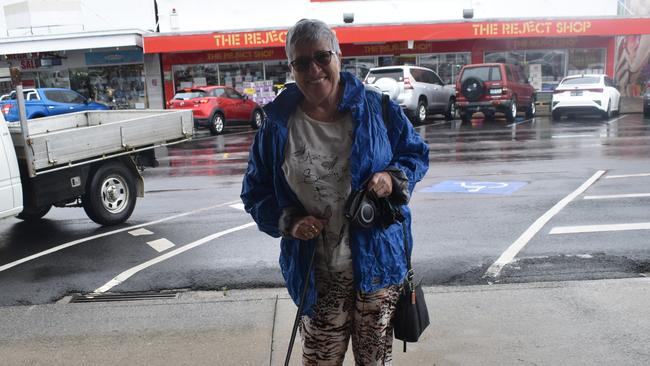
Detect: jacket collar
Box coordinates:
(263, 71, 365, 128)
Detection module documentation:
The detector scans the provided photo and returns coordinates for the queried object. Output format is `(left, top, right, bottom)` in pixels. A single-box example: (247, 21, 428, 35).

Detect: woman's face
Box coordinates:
(290, 37, 341, 106)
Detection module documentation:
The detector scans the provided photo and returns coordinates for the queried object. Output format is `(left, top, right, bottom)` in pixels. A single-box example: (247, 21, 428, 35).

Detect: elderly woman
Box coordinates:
(241, 19, 429, 365)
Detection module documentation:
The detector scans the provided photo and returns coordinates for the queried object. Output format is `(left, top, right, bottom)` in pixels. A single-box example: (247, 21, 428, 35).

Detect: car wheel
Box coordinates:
(444, 98, 457, 120)
(601, 100, 611, 120)
(460, 110, 472, 123)
(506, 98, 517, 123)
(250, 109, 263, 129)
(412, 99, 427, 125)
(552, 110, 561, 121)
(209, 112, 225, 135)
(525, 99, 536, 119)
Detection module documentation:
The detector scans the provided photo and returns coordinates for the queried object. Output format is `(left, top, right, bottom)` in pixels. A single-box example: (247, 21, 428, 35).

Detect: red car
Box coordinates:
(456, 63, 536, 123)
(167, 86, 264, 135)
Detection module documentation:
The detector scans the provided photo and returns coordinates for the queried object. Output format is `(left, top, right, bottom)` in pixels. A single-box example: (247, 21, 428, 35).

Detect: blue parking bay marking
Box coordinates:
(420, 180, 527, 195)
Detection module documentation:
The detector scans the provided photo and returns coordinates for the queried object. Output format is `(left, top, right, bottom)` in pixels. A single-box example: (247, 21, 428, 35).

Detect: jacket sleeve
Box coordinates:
(384, 99, 430, 194)
(240, 121, 282, 238)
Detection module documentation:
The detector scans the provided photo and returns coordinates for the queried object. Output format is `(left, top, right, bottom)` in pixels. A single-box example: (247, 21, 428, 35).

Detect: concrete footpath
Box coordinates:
(0, 278, 649, 366)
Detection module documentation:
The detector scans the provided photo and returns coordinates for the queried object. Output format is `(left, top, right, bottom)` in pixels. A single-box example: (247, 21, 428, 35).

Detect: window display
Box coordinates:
(418, 53, 470, 84)
(70, 64, 145, 109)
(486, 49, 566, 92)
(568, 48, 606, 75)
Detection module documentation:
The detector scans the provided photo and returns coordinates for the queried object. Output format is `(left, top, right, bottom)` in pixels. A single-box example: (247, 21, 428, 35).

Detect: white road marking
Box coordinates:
(607, 115, 627, 125)
(229, 203, 245, 211)
(483, 170, 606, 278)
(606, 173, 650, 179)
(0, 199, 242, 273)
(551, 134, 597, 139)
(146, 238, 176, 252)
(94, 222, 256, 293)
(129, 228, 154, 236)
(550, 222, 650, 235)
(584, 193, 650, 200)
(506, 118, 534, 127)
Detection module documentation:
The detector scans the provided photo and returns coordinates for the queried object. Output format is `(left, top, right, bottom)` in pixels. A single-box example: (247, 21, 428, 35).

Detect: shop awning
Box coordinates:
(143, 17, 650, 54)
(0, 29, 144, 55)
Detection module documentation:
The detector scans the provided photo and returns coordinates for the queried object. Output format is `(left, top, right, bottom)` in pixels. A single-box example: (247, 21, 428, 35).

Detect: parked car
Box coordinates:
(363, 65, 456, 125)
(456, 63, 536, 123)
(642, 82, 649, 118)
(167, 86, 264, 135)
(551, 74, 621, 121)
(0, 88, 108, 122)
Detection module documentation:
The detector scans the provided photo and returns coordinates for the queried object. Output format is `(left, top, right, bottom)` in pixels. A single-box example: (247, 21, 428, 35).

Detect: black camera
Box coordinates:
(345, 188, 404, 229)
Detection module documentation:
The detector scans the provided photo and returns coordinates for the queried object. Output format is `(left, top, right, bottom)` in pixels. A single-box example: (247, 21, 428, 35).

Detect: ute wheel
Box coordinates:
(209, 112, 225, 135)
(250, 109, 263, 129)
(444, 98, 457, 120)
(506, 98, 518, 123)
(83, 161, 136, 226)
(16, 204, 51, 222)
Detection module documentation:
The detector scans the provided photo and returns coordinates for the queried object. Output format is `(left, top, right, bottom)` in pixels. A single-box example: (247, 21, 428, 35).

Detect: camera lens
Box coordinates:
(360, 203, 374, 224)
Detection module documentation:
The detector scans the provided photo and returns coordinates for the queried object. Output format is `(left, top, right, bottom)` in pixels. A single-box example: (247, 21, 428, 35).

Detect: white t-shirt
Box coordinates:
(282, 106, 354, 271)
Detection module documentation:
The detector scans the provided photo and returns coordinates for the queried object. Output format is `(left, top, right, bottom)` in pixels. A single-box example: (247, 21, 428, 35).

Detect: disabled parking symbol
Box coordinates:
(420, 180, 527, 195)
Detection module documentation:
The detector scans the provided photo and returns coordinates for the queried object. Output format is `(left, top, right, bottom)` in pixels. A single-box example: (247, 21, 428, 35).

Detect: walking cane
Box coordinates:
(284, 232, 321, 366)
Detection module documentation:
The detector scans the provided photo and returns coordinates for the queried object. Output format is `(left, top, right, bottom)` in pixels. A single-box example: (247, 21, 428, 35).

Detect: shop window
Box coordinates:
(264, 60, 292, 87)
(70, 64, 146, 109)
(38, 70, 70, 89)
(418, 52, 469, 84)
(219, 62, 263, 92)
(568, 48, 606, 75)
(486, 50, 566, 92)
(342, 57, 376, 80)
(172, 64, 219, 90)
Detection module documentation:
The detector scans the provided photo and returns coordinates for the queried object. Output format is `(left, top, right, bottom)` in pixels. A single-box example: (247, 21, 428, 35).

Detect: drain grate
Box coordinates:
(70, 292, 179, 303)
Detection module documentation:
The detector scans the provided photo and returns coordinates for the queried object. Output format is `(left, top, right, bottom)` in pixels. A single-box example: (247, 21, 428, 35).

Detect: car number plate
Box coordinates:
(489, 88, 502, 95)
(570, 91, 583, 96)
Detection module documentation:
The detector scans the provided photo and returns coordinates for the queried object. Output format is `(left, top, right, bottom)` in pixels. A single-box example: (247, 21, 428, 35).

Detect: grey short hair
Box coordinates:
(285, 19, 341, 62)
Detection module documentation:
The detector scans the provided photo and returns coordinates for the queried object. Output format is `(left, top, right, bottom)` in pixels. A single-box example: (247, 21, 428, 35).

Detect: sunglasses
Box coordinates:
(290, 50, 335, 72)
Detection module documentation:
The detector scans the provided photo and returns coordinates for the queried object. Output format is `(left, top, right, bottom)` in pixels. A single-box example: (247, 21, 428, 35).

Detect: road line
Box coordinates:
(94, 222, 256, 293)
(506, 118, 534, 127)
(0, 199, 242, 273)
(146, 238, 176, 252)
(607, 115, 627, 125)
(584, 193, 650, 200)
(483, 170, 606, 278)
(129, 228, 154, 236)
(606, 173, 650, 179)
(550, 222, 650, 235)
(229, 202, 245, 211)
(551, 134, 597, 139)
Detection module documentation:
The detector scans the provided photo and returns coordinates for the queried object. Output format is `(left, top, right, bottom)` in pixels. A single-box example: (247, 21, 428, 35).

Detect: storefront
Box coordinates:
(144, 17, 650, 105)
(0, 31, 152, 109)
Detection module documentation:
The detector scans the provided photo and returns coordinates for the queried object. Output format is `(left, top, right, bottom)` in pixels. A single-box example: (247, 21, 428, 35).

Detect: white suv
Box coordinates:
(363, 65, 456, 124)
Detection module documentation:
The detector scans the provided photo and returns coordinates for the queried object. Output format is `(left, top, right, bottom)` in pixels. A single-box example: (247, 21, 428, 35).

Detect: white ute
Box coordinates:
(0, 88, 192, 225)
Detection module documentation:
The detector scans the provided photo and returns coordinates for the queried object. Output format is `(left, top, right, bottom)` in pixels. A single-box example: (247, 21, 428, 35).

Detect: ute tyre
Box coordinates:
(209, 112, 225, 135)
(16, 204, 51, 222)
(250, 109, 263, 129)
(506, 98, 517, 123)
(83, 162, 136, 226)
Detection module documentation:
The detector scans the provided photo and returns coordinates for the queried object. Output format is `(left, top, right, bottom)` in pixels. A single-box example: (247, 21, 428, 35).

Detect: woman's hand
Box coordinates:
(290, 216, 327, 241)
(367, 171, 393, 198)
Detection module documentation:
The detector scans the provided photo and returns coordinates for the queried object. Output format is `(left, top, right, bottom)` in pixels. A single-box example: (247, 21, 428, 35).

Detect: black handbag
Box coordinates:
(392, 221, 430, 352)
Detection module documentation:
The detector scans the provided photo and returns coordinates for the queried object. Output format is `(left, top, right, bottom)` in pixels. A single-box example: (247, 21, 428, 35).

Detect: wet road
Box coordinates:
(1, 114, 649, 306)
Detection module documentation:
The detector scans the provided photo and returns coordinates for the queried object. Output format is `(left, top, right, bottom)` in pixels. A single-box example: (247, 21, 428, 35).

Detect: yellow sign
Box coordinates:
(472, 21, 592, 37)
(213, 30, 287, 48)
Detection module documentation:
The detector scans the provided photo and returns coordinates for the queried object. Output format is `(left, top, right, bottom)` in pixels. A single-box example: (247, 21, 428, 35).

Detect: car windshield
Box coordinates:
(561, 77, 600, 85)
(173, 91, 206, 100)
(461, 66, 502, 82)
(365, 69, 404, 84)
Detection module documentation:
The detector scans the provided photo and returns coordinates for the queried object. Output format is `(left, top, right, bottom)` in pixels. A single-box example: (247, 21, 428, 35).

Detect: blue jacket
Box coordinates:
(241, 72, 429, 315)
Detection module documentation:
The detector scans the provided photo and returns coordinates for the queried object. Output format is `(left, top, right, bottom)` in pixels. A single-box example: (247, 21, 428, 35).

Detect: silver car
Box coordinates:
(363, 65, 456, 124)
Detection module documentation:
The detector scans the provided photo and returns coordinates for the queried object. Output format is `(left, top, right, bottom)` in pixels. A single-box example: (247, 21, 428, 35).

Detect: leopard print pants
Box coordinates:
(299, 267, 401, 366)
